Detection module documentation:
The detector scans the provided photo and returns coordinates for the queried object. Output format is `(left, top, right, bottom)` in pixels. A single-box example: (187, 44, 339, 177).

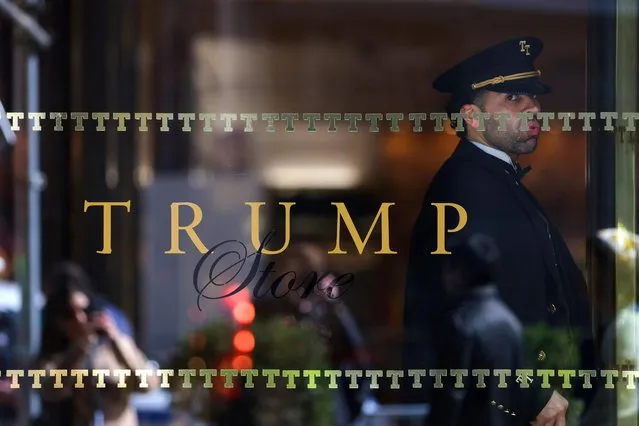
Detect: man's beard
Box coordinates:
(484, 121, 539, 155)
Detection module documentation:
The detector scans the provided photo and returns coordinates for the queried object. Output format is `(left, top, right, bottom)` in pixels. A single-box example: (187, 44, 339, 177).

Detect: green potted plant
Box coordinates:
(171, 316, 334, 426)
(523, 323, 584, 426)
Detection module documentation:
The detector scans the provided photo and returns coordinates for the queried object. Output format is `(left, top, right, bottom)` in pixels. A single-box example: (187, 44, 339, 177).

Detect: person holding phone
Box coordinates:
(43, 262, 134, 338)
(36, 266, 158, 426)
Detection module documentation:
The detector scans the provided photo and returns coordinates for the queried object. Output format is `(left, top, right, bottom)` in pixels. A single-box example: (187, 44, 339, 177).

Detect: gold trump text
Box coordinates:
(3, 368, 639, 390)
(83, 200, 468, 255)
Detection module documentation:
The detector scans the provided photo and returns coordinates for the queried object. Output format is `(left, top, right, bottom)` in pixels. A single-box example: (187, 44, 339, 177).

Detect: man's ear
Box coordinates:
(460, 104, 482, 132)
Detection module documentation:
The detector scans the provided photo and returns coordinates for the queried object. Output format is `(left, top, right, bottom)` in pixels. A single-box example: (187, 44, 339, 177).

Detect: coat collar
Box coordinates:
(468, 140, 515, 168)
(449, 284, 499, 309)
(451, 138, 526, 182)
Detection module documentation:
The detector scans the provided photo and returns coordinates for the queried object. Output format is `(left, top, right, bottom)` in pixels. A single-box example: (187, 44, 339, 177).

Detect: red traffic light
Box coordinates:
(231, 354, 253, 370)
(232, 301, 255, 325)
(233, 330, 255, 352)
(222, 287, 251, 309)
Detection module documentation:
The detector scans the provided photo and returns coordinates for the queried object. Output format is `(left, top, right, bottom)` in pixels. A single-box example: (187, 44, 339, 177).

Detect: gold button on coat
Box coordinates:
(538, 350, 546, 361)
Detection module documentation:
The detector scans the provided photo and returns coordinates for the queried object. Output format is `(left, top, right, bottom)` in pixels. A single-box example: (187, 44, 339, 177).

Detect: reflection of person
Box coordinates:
(403, 37, 594, 425)
(288, 243, 372, 426)
(36, 269, 158, 426)
(430, 233, 525, 426)
(257, 242, 371, 425)
(44, 262, 134, 338)
(280, 243, 370, 366)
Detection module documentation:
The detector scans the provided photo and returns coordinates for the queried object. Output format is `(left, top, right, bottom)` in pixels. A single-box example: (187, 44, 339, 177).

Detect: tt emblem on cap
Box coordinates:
(519, 40, 531, 55)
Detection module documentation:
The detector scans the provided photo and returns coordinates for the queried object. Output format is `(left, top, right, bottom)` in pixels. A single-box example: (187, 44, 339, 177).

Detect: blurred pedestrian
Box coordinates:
(277, 242, 372, 425)
(35, 264, 158, 426)
(427, 233, 526, 426)
(43, 262, 133, 337)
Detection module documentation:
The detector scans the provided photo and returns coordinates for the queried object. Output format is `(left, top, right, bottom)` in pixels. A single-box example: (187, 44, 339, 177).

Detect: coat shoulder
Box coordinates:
(457, 298, 523, 338)
(426, 156, 505, 198)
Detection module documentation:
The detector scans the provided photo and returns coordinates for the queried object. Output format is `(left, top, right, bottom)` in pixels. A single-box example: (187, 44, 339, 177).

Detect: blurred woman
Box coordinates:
(36, 264, 158, 426)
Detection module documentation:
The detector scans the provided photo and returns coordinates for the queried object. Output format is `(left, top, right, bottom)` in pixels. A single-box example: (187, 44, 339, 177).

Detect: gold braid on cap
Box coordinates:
(471, 70, 541, 90)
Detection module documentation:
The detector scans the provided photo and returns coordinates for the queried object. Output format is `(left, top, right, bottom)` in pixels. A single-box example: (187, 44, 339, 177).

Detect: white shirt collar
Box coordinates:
(469, 140, 515, 168)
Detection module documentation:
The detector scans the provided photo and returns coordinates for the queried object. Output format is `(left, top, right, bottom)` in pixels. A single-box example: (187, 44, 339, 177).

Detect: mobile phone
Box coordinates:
(86, 298, 107, 336)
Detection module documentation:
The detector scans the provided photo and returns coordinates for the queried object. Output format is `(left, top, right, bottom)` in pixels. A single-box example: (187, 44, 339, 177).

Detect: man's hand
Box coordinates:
(531, 391, 569, 426)
(318, 274, 339, 301)
(91, 312, 119, 340)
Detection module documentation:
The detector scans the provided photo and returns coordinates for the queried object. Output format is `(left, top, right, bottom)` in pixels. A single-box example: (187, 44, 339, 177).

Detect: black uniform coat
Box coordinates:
(428, 285, 526, 426)
(402, 138, 594, 422)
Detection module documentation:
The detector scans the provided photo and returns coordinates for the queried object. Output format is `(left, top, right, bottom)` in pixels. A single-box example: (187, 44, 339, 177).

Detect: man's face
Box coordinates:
(465, 91, 541, 157)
